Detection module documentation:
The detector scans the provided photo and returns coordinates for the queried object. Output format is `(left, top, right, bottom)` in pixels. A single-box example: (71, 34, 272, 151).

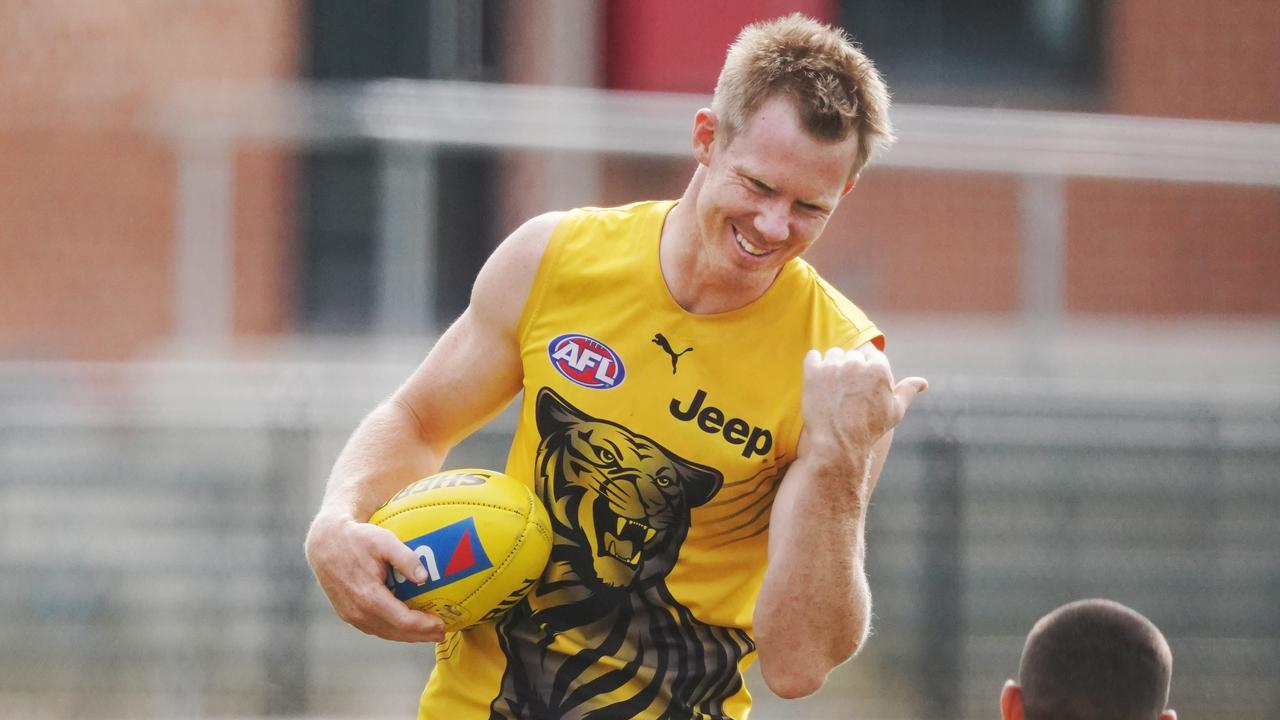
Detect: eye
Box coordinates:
(596, 446, 616, 464)
(749, 177, 771, 193)
(655, 473, 672, 487)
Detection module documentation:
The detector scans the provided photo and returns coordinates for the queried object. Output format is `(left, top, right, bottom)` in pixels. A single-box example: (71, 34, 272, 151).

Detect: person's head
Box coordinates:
(711, 13, 894, 182)
(683, 15, 892, 296)
(1001, 599, 1176, 720)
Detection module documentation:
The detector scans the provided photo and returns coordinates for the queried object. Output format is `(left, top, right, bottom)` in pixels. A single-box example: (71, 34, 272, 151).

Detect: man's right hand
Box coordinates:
(301, 213, 556, 644)
(304, 513, 446, 643)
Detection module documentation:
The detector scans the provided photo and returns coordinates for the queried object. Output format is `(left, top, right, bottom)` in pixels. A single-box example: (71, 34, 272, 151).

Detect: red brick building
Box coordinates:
(1, 0, 1276, 359)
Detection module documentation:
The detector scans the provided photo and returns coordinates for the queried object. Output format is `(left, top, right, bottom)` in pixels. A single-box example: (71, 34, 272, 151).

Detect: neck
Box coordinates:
(660, 170, 778, 314)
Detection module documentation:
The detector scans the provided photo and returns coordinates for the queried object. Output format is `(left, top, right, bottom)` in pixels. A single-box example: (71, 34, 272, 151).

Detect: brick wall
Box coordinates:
(811, 170, 1022, 314)
(1068, 179, 1280, 315)
(1079, 0, 1280, 316)
(1109, 0, 1280, 123)
(2, 1, 1275, 358)
(0, 1, 300, 358)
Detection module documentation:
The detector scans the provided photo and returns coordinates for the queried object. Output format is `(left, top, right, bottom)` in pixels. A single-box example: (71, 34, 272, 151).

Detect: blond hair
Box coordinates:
(712, 13, 895, 179)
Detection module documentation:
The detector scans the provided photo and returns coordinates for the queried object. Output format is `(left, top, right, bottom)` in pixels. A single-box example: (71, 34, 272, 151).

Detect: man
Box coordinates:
(1001, 599, 1176, 720)
(305, 13, 926, 719)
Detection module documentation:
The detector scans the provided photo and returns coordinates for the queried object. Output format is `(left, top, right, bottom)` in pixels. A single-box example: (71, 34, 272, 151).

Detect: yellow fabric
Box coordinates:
(420, 200, 883, 720)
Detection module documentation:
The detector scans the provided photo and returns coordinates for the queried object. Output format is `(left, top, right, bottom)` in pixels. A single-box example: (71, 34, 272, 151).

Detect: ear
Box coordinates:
(692, 108, 718, 166)
(1160, 710, 1177, 720)
(841, 179, 856, 197)
(1000, 680, 1023, 720)
(536, 387, 590, 437)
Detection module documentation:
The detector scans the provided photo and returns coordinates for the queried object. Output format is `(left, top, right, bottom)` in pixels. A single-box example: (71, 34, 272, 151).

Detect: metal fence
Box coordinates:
(2, 364, 1276, 719)
(871, 386, 1280, 719)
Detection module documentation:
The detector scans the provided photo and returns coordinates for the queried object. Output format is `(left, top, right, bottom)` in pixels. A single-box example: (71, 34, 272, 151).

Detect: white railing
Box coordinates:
(151, 81, 1280, 367)
(155, 80, 1280, 186)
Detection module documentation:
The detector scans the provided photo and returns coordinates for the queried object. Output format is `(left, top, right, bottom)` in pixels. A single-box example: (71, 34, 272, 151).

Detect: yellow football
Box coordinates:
(369, 468, 552, 632)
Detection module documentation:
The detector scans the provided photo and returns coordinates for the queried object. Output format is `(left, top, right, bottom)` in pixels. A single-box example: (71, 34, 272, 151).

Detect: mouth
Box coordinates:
(733, 225, 775, 257)
(594, 504, 656, 566)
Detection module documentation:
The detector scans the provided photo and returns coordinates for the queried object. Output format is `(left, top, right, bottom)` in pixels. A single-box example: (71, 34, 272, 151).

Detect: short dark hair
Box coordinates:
(1019, 599, 1173, 720)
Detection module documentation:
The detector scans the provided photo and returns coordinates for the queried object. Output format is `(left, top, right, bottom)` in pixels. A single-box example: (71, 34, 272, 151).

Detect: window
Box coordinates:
(299, 0, 502, 332)
(840, 0, 1103, 109)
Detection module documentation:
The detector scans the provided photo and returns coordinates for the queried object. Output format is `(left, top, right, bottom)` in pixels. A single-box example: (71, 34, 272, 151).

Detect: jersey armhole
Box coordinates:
(515, 210, 578, 347)
(854, 328, 886, 351)
(804, 262, 887, 351)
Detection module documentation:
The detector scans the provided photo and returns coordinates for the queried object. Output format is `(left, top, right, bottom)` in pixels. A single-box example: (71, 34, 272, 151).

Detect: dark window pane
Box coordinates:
(297, 147, 378, 333)
(307, 0, 432, 79)
(841, 0, 1102, 109)
(435, 151, 497, 324)
(298, 0, 503, 334)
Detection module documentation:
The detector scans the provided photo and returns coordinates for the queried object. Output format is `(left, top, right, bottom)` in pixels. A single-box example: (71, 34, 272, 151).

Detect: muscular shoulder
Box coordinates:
(478, 212, 564, 293)
(470, 211, 565, 334)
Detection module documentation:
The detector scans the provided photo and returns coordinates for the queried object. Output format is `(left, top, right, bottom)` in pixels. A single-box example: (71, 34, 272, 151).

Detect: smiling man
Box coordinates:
(305, 13, 927, 719)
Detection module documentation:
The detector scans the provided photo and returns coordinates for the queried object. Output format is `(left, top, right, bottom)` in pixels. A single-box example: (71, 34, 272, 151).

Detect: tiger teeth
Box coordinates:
(605, 534, 637, 564)
(612, 517, 654, 545)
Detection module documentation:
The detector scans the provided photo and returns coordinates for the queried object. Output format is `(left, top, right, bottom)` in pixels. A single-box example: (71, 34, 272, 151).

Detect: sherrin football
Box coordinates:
(369, 468, 552, 632)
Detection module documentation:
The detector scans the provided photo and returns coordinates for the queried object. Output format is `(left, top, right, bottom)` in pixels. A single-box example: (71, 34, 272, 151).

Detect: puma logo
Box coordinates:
(652, 333, 693, 374)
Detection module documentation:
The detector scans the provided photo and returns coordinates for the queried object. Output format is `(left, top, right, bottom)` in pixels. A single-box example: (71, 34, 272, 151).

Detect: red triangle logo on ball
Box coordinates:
(443, 528, 477, 576)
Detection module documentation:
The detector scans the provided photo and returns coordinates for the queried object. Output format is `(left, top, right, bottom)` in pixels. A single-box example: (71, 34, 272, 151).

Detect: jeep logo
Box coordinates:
(669, 389, 773, 459)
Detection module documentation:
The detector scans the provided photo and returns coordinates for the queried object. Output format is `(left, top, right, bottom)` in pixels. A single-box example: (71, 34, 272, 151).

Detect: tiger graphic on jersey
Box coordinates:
(490, 388, 755, 719)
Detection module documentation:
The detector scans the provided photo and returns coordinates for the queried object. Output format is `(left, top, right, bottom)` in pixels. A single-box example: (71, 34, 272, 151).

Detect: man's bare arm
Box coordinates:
(303, 212, 561, 642)
(753, 343, 926, 698)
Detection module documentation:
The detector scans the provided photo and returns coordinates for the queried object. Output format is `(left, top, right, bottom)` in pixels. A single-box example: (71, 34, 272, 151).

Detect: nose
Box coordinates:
(753, 201, 790, 244)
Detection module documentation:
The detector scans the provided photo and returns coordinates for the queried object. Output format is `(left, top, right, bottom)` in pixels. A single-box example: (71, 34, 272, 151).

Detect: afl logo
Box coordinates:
(548, 333, 625, 389)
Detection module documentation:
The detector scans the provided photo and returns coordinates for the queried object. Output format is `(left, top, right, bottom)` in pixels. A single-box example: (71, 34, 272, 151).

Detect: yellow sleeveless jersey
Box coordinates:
(420, 200, 883, 720)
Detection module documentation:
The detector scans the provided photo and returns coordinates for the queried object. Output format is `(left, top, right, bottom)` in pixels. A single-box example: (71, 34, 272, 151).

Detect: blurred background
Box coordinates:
(1, 0, 1277, 718)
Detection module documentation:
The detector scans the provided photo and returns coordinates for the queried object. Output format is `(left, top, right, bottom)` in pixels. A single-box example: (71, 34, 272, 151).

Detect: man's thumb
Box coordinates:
(894, 376, 929, 412)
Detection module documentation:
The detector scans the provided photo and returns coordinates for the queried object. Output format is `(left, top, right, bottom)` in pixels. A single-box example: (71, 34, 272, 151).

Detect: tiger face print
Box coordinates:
(490, 388, 754, 720)
(539, 393, 718, 591)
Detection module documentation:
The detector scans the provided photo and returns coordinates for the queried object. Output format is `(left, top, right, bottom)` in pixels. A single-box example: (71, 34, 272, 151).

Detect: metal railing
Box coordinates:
(2, 363, 1276, 718)
(150, 81, 1280, 362)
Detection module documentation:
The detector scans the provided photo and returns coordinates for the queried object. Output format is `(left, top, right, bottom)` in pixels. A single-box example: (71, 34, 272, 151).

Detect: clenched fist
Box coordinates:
(799, 345, 927, 466)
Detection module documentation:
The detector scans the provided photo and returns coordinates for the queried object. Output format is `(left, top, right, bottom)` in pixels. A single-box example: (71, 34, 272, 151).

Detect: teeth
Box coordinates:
(609, 518, 656, 548)
(605, 533, 637, 564)
(735, 229, 770, 256)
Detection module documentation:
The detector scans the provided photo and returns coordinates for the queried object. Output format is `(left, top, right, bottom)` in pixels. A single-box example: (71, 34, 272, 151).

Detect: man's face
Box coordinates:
(693, 94, 859, 286)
